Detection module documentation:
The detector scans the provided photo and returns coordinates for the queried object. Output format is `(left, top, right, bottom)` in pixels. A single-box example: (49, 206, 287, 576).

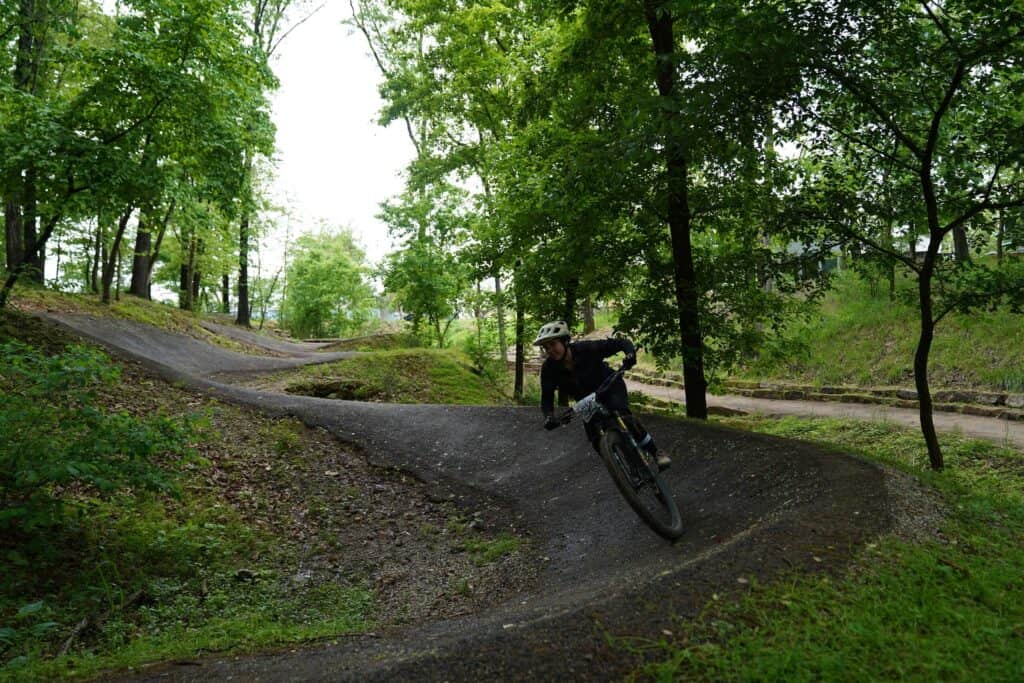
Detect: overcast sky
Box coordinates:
(266, 2, 414, 266)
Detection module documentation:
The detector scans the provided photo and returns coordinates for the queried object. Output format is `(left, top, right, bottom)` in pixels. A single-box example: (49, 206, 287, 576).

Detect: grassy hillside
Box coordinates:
(733, 271, 1024, 393)
(8, 284, 274, 356)
(277, 348, 511, 405)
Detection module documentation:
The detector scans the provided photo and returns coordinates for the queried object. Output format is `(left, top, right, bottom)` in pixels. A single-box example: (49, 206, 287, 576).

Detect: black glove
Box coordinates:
(544, 415, 560, 431)
(622, 353, 637, 370)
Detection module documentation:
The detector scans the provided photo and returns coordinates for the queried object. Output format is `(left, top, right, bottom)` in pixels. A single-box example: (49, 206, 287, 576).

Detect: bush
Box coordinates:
(0, 342, 193, 538)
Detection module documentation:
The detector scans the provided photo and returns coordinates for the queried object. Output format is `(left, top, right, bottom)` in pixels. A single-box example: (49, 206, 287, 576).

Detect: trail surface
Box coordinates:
(44, 314, 898, 681)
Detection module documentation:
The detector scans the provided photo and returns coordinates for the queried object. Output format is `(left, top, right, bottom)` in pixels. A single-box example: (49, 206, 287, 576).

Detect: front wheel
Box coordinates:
(598, 430, 683, 540)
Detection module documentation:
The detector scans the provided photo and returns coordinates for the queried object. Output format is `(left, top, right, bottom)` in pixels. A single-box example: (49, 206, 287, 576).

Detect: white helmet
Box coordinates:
(533, 320, 571, 345)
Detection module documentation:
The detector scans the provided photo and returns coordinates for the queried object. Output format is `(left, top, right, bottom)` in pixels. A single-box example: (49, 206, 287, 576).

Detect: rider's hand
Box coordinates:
(622, 353, 637, 370)
(544, 415, 560, 431)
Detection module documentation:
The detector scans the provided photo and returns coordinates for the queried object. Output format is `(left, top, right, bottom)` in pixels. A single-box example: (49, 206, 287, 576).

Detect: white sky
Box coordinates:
(265, 2, 414, 267)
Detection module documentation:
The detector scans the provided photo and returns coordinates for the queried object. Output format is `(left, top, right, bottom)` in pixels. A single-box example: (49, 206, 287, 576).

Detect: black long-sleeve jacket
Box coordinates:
(540, 338, 635, 417)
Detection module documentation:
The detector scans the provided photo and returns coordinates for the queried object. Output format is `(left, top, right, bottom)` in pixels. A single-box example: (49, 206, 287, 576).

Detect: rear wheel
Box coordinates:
(598, 430, 683, 540)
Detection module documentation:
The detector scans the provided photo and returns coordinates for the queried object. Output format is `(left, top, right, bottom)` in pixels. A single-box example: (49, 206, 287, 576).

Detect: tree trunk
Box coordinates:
(145, 198, 175, 298)
(101, 209, 132, 304)
(494, 274, 507, 362)
(997, 210, 1006, 263)
(917, 151, 946, 468)
(915, 250, 943, 469)
(236, 153, 254, 327)
(185, 233, 199, 311)
(91, 219, 101, 293)
(582, 297, 595, 334)
(952, 225, 970, 262)
(23, 166, 43, 284)
(221, 274, 230, 313)
(643, 0, 708, 420)
(514, 284, 525, 401)
(114, 240, 122, 301)
(129, 211, 152, 298)
(5, 195, 24, 273)
(179, 264, 189, 309)
(562, 276, 578, 329)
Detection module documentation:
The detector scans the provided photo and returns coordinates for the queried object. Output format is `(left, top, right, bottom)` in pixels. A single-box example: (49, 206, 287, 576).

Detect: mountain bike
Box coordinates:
(559, 368, 684, 541)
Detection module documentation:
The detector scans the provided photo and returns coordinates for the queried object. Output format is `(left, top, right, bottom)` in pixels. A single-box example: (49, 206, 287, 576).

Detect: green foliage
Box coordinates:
(279, 228, 376, 339)
(625, 415, 1024, 681)
(0, 342, 193, 536)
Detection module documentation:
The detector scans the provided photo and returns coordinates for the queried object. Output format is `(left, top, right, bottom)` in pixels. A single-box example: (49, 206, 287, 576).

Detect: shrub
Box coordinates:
(0, 342, 193, 537)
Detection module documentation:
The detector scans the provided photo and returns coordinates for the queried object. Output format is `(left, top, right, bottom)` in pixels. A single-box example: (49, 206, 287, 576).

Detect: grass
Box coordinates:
(462, 534, 523, 566)
(619, 415, 1024, 681)
(733, 270, 1024, 392)
(284, 348, 511, 405)
(8, 283, 267, 356)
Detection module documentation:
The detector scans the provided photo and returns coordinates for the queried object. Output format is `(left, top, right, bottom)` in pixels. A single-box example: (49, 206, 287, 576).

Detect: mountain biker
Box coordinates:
(534, 320, 671, 470)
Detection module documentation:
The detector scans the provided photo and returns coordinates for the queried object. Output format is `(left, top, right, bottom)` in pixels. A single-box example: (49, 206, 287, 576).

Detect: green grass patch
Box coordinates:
(286, 348, 510, 405)
(319, 332, 421, 352)
(620, 415, 1024, 681)
(734, 270, 1024, 392)
(9, 285, 263, 356)
(462, 533, 522, 566)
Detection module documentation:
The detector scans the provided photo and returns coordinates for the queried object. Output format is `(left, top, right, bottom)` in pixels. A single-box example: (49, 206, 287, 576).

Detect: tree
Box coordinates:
(793, 0, 1024, 469)
(378, 183, 471, 347)
(279, 228, 375, 339)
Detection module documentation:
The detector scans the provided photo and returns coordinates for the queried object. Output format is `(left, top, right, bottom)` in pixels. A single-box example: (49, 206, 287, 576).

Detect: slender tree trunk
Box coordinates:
(514, 284, 525, 401)
(918, 156, 946, 468)
(91, 219, 101, 293)
(494, 274, 507, 362)
(643, 0, 708, 420)
(236, 153, 254, 327)
(915, 253, 943, 469)
(53, 230, 62, 285)
(952, 225, 970, 262)
(582, 297, 595, 334)
(145, 198, 175, 298)
(101, 209, 132, 304)
(114, 240, 122, 301)
(23, 167, 43, 284)
(182, 233, 198, 311)
(179, 264, 189, 309)
(221, 274, 230, 313)
(562, 276, 578, 329)
(5, 193, 24, 273)
(129, 211, 152, 298)
(997, 210, 1006, 263)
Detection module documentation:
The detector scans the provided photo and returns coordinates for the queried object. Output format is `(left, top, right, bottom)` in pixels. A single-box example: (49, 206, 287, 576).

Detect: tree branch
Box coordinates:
(820, 66, 925, 160)
(268, 2, 326, 58)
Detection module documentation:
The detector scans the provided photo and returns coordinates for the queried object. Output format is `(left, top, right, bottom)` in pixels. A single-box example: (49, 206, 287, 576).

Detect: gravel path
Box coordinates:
(42, 314, 902, 681)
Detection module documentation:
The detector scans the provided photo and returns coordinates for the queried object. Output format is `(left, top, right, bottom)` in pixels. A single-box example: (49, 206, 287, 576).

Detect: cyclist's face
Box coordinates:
(541, 339, 565, 361)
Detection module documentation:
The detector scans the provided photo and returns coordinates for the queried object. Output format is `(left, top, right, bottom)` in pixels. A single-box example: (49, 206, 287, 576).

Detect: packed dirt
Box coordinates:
(37, 313, 920, 681)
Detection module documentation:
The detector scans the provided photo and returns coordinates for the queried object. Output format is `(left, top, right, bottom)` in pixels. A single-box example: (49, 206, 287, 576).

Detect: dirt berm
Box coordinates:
(42, 313, 897, 682)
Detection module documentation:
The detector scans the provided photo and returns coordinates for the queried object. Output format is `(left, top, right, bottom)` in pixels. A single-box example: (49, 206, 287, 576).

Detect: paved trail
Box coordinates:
(632, 381, 1024, 451)
(44, 314, 901, 682)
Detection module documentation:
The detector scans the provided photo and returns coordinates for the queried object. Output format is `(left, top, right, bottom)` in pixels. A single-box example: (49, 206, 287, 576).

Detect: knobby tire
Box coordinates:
(598, 430, 683, 541)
